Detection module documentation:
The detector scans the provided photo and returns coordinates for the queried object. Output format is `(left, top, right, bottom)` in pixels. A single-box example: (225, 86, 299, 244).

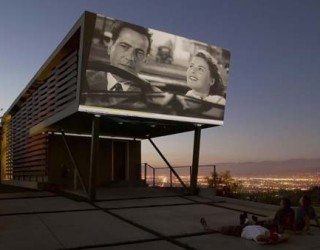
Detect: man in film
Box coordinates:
(86, 21, 153, 92)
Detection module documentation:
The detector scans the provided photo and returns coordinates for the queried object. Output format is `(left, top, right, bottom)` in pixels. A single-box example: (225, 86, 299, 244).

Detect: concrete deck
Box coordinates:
(0, 186, 319, 250)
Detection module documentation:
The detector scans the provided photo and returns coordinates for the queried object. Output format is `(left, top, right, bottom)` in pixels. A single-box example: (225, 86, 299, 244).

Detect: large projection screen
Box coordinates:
(79, 14, 231, 125)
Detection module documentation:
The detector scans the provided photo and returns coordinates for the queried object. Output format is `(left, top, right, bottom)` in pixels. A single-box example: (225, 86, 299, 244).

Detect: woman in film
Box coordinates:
(185, 50, 226, 106)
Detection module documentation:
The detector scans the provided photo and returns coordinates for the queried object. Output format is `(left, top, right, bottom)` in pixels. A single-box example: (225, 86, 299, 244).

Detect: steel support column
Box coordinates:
(148, 138, 187, 189)
(144, 163, 147, 182)
(190, 126, 201, 194)
(88, 115, 100, 201)
(213, 165, 217, 189)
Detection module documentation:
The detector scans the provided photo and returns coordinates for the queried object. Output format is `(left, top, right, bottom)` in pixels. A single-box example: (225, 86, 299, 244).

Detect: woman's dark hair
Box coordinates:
(301, 195, 312, 208)
(281, 198, 291, 209)
(111, 21, 152, 55)
(194, 51, 225, 96)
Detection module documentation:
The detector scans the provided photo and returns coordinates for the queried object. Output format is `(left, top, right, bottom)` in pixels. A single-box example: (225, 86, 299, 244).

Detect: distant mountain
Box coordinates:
(199, 158, 320, 177)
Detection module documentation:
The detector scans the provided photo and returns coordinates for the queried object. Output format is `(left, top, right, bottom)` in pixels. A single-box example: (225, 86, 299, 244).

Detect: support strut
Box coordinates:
(190, 126, 201, 194)
(148, 138, 187, 189)
(60, 130, 88, 197)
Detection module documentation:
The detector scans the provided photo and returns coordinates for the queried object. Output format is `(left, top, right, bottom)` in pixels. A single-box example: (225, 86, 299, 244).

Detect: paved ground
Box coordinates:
(0, 185, 319, 250)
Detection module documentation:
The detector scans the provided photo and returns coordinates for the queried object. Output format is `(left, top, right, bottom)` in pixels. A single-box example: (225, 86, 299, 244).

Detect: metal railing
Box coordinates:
(141, 163, 216, 188)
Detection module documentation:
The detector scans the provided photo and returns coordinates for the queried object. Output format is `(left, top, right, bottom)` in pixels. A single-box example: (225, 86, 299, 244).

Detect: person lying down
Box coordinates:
(200, 217, 289, 244)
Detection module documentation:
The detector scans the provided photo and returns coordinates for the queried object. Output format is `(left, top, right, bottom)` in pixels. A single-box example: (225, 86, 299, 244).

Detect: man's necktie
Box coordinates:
(110, 83, 123, 91)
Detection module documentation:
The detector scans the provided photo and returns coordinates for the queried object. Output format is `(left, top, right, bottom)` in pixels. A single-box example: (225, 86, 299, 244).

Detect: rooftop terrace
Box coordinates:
(0, 185, 319, 250)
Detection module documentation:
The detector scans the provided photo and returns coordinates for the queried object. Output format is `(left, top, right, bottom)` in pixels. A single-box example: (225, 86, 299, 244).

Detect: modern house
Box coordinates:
(0, 11, 230, 200)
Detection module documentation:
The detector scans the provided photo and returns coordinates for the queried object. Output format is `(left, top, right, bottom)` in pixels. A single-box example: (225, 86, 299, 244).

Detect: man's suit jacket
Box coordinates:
(86, 70, 143, 92)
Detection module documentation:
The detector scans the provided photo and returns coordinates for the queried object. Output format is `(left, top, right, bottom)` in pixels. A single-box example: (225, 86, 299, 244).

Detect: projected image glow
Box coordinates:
(80, 14, 231, 125)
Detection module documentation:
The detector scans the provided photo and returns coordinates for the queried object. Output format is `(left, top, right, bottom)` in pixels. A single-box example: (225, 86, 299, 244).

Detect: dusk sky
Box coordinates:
(0, 0, 319, 167)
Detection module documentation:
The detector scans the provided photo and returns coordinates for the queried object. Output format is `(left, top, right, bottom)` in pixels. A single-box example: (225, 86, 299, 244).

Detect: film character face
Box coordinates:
(187, 56, 214, 95)
(109, 27, 149, 75)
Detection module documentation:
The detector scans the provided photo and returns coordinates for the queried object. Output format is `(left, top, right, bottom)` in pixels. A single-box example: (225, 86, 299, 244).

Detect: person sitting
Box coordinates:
(273, 198, 295, 233)
(295, 195, 320, 232)
(200, 216, 289, 244)
(245, 198, 295, 233)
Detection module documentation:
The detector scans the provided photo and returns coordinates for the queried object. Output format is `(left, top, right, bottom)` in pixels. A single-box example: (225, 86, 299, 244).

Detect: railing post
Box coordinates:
(170, 170, 172, 187)
(153, 168, 155, 187)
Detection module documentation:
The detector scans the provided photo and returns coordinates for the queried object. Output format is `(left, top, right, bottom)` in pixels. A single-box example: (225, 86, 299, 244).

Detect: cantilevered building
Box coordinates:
(0, 11, 231, 200)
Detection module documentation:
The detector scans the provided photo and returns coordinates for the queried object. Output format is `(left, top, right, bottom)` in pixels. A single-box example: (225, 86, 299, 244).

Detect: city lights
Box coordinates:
(145, 173, 320, 192)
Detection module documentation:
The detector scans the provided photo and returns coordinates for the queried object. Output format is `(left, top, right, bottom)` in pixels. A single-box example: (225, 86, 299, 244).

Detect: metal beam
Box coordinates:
(88, 115, 100, 201)
(148, 138, 187, 189)
(190, 126, 201, 194)
(60, 130, 88, 196)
